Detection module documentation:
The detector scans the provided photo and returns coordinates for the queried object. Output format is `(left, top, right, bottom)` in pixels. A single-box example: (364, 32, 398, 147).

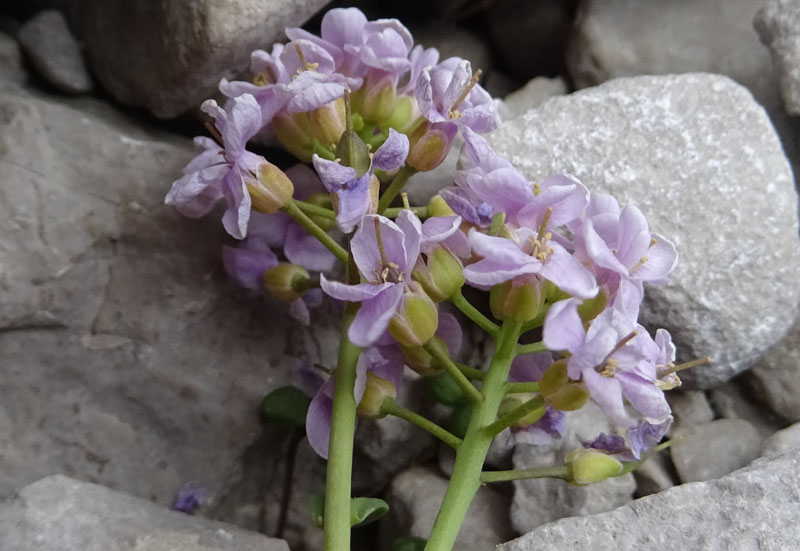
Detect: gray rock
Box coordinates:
(483, 71, 522, 102)
(498, 447, 800, 551)
(487, 74, 800, 389)
(404, 133, 464, 205)
(0, 475, 289, 551)
(68, 0, 329, 118)
(510, 402, 636, 534)
(0, 85, 310, 512)
(762, 423, 800, 457)
(632, 452, 676, 497)
(0, 31, 25, 85)
(670, 419, 762, 483)
(746, 315, 800, 423)
(18, 9, 92, 94)
(502, 76, 567, 121)
(666, 390, 714, 430)
(708, 378, 787, 438)
(379, 465, 513, 551)
(755, 0, 800, 115)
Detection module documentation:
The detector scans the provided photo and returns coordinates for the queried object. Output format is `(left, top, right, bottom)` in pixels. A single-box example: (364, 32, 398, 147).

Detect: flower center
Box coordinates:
(373, 217, 404, 284)
(595, 330, 638, 377)
(448, 68, 482, 120)
(628, 237, 658, 275)
(529, 207, 554, 262)
(294, 44, 319, 76)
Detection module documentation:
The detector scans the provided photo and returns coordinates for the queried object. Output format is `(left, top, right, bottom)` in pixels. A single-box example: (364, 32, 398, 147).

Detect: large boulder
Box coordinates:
(488, 73, 800, 388)
(755, 0, 800, 116)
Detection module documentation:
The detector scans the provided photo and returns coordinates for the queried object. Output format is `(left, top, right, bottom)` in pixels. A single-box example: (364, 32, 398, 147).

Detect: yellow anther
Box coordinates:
(649, 237, 658, 248)
(533, 183, 542, 196)
(600, 359, 618, 378)
(294, 44, 319, 72)
(253, 72, 270, 86)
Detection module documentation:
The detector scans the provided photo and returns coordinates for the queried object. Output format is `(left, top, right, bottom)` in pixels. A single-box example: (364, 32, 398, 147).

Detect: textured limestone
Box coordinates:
(755, 0, 800, 115)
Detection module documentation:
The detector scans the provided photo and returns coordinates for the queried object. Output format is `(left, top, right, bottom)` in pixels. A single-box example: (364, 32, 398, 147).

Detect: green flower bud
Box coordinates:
(539, 360, 590, 411)
(304, 192, 336, 232)
(400, 341, 437, 377)
(247, 163, 294, 214)
(310, 97, 346, 147)
(543, 280, 571, 304)
(335, 129, 371, 177)
(406, 121, 455, 172)
(490, 274, 545, 323)
(357, 372, 397, 420)
(426, 370, 466, 406)
(427, 195, 456, 217)
(352, 73, 397, 124)
(388, 282, 439, 347)
(578, 291, 607, 323)
(386, 95, 417, 133)
(498, 392, 546, 427)
(263, 263, 311, 302)
(566, 448, 623, 485)
(413, 247, 465, 302)
(273, 112, 316, 162)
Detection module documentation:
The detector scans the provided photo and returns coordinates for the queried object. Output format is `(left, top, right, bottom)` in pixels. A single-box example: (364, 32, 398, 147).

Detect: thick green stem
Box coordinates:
(377, 165, 417, 213)
(481, 465, 569, 483)
(282, 200, 348, 265)
(449, 290, 499, 337)
(484, 395, 545, 437)
(456, 362, 485, 381)
(424, 341, 483, 404)
(504, 381, 539, 394)
(323, 302, 361, 551)
(424, 320, 522, 551)
(381, 399, 462, 449)
(517, 341, 546, 355)
(294, 199, 336, 219)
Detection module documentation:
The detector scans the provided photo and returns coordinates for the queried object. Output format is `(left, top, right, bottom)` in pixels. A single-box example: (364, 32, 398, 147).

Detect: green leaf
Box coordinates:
(350, 497, 390, 527)
(309, 493, 325, 528)
(259, 386, 311, 429)
(392, 536, 427, 551)
(426, 371, 466, 406)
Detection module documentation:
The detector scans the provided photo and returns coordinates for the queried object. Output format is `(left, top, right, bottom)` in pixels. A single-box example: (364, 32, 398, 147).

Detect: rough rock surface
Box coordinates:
(0, 31, 25, 85)
(510, 402, 636, 534)
(488, 74, 800, 388)
(755, 0, 800, 115)
(379, 465, 513, 551)
(498, 448, 800, 551)
(0, 475, 289, 551)
(746, 315, 800, 423)
(68, 0, 329, 118)
(17, 9, 92, 94)
(670, 419, 762, 483)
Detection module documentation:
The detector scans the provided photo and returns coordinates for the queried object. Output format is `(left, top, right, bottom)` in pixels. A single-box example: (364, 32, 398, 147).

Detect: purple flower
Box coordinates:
(312, 128, 409, 232)
(165, 94, 264, 239)
(320, 211, 424, 347)
(358, 19, 413, 74)
(222, 236, 278, 291)
(584, 415, 673, 460)
(173, 482, 205, 514)
(505, 352, 566, 446)
(286, 7, 369, 76)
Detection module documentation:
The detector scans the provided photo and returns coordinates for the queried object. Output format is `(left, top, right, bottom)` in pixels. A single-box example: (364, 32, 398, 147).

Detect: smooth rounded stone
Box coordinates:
(0, 31, 26, 85)
(486, 0, 576, 79)
(755, 0, 800, 115)
(68, 0, 328, 118)
(633, 452, 677, 497)
(487, 74, 800, 389)
(0, 86, 319, 512)
(498, 447, 800, 551)
(707, 377, 787, 438)
(17, 9, 92, 94)
(666, 390, 714, 430)
(746, 315, 800, 423)
(0, 475, 290, 551)
(762, 423, 800, 457)
(412, 24, 493, 76)
(379, 465, 514, 551)
(502, 76, 567, 121)
(670, 419, 762, 483)
(510, 402, 636, 534)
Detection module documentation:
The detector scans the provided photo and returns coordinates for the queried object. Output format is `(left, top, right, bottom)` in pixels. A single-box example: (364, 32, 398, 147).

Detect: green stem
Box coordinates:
(424, 341, 483, 404)
(424, 320, 522, 551)
(480, 465, 569, 483)
(282, 201, 348, 265)
(504, 381, 539, 394)
(381, 399, 462, 449)
(449, 290, 499, 337)
(517, 341, 547, 355)
(312, 139, 336, 160)
(484, 395, 545, 437)
(294, 199, 336, 219)
(323, 302, 361, 551)
(383, 206, 428, 219)
(456, 362, 485, 381)
(378, 165, 417, 214)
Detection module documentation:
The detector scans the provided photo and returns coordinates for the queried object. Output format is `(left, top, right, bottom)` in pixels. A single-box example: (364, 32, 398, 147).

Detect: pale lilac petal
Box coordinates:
(617, 371, 671, 421)
(165, 164, 227, 217)
(458, 98, 500, 133)
(285, 223, 337, 272)
(312, 155, 357, 191)
(583, 218, 629, 274)
(531, 174, 588, 228)
(294, 362, 326, 397)
(281, 39, 337, 75)
(616, 205, 651, 270)
(395, 210, 422, 271)
(334, 178, 372, 233)
(222, 240, 278, 290)
(463, 259, 534, 288)
(540, 246, 599, 299)
(184, 137, 224, 174)
(509, 352, 554, 383)
(630, 232, 677, 283)
(655, 328, 676, 365)
(436, 312, 463, 355)
(420, 215, 462, 251)
(468, 167, 533, 219)
(443, 229, 471, 259)
(542, 299, 586, 353)
(372, 129, 409, 171)
(221, 94, 263, 160)
(415, 68, 446, 124)
(307, 379, 335, 459)
(468, 230, 536, 267)
(286, 74, 348, 113)
(359, 26, 412, 72)
(403, 45, 439, 95)
(362, 345, 404, 390)
(285, 163, 324, 200)
(246, 211, 290, 249)
(586, 192, 620, 219)
(320, 274, 393, 301)
(364, 19, 413, 51)
(321, 7, 367, 48)
(348, 284, 404, 347)
(221, 169, 252, 240)
(611, 277, 643, 323)
(628, 417, 672, 459)
(442, 59, 472, 112)
(351, 215, 407, 279)
(200, 99, 226, 128)
(582, 368, 635, 427)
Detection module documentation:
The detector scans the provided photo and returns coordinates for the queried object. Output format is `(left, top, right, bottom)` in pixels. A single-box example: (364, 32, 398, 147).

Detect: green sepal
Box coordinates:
(335, 129, 371, 177)
(392, 536, 428, 551)
(309, 494, 390, 528)
(259, 386, 311, 429)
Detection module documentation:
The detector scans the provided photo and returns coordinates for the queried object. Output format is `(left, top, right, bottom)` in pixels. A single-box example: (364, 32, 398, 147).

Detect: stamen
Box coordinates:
(533, 183, 542, 196)
(608, 330, 639, 359)
(253, 72, 270, 86)
(204, 121, 224, 147)
(374, 217, 389, 270)
(595, 331, 638, 375)
(629, 256, 649, 274)
(401, 192, 410, 209)
(649, 237, 658, 248)
(600, 358, 618, 378)
(660, 357, 711, 377)
(537, 207, 553, 240)
(448, 68, 483, 119)
(344, 89, 353, 132)
(294, 44, 319, 73)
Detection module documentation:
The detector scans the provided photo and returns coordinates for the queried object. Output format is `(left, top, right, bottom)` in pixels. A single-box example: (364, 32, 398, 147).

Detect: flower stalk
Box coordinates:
(381, 398, 462, 449)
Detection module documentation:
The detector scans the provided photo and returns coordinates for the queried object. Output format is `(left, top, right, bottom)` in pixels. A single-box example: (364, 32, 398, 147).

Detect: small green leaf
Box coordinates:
(426, 371, 466, 406)
(309, 493, 325, 528)
(392, 536, 427, 551)
(260, 386, 311, 429)
(350, 497, 390, 527)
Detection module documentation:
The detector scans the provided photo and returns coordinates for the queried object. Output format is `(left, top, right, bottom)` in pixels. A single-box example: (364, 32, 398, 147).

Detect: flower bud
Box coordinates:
(497, 392, 546, 428)
(578, 291, 607, 323)
(566, 448, 623, 485)
(357, 372, 396, 420)
(273, 112, 316, 162)
(413, 248, 465, 302)
(263, 263, 311, 301)
(427, 195, 456, 217)
(539, 360, 590, 411)
(406, 121, 457, 172)
(247, 163, 294, 214)
(305, 192, 336, 232)
(352, 73, 397, 124)
(386, 95, 417, 134)
(310, 97, 346, 147)
(389, 282, 439, 347)
(490, 274, 545, 323)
